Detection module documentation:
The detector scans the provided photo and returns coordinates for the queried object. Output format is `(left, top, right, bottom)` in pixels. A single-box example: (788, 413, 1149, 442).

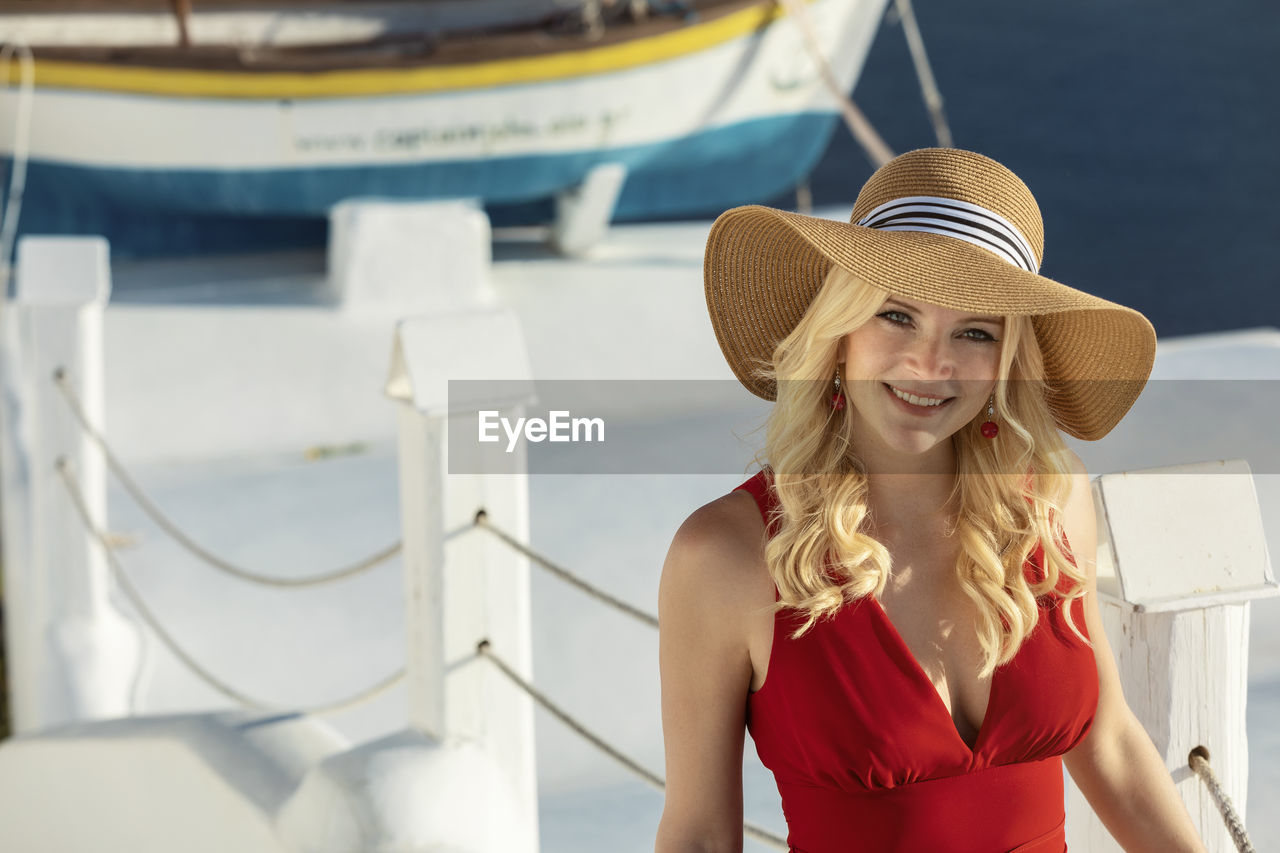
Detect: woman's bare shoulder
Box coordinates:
(660, 487, 769, 612)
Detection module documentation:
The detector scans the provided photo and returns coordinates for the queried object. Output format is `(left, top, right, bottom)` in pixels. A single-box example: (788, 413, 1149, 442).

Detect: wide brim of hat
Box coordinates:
(704, 204, 1157, 441)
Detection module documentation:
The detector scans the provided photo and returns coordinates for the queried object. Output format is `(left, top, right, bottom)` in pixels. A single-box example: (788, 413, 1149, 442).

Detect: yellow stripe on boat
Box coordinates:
(3, 2, 792, 99)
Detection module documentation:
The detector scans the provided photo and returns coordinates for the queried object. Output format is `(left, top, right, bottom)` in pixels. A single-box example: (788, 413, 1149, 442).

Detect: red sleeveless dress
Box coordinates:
(734, 469, 1098, 853)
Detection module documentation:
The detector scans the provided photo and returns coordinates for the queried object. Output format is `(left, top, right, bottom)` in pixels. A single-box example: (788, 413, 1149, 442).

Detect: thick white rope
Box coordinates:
(55, 456, 405, 715)
(1189, 746, 1255, 852)
(474, 509, 658, 629)
(54, 368, 401, 587)
(892, 0, 952, 147)
(775, 0, 894, 168)
(479, 641, 789, 850)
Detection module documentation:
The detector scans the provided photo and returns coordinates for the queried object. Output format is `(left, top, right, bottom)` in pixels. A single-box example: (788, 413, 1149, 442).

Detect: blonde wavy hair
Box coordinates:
(746, 265, 1090, 677)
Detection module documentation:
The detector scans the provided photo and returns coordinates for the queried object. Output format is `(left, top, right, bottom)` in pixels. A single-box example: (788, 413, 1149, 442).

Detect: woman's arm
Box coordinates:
(1058, 450, 1208, 853)
(654, 499, 760, 853)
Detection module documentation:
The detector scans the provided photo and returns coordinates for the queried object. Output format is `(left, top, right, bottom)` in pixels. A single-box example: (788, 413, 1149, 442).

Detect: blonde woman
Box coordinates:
(656, 149, 1207, 852)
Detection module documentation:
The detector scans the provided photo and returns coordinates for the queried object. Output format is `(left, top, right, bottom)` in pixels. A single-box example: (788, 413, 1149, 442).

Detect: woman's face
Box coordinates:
(839, 293, 1004, 462)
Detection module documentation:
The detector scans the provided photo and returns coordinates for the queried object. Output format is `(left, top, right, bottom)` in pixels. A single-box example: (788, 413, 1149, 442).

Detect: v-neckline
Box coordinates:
(869, 595, 1000, 759)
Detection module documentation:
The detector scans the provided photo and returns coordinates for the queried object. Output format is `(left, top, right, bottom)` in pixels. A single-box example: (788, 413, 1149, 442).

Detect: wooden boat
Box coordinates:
(0, 0, 889, 256)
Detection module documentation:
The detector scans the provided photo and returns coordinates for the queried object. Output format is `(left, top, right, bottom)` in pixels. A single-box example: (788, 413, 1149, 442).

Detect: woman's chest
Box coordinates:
(747, 544, 1099, 786)
(876, 570, 993, 749)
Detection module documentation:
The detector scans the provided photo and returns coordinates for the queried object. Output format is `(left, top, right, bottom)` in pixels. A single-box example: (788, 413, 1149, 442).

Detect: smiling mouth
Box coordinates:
(884, 383, 955, 410)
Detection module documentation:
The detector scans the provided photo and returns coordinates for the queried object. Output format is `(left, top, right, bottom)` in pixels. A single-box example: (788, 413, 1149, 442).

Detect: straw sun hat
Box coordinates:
(703, 147, 1156, 441)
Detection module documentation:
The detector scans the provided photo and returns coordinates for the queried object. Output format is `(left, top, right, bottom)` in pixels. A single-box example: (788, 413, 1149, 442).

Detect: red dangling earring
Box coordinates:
(980, 394, 998, 438)
(831, 371, 845, 410)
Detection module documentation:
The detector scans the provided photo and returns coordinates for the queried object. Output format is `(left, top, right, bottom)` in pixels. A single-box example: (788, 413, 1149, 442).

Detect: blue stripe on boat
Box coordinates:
(3, 111, 840, 259)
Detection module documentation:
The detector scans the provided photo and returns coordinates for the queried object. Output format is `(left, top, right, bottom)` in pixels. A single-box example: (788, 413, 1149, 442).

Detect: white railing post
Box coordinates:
(384, 308, 539, 851)
(1066, 459, 1278, 852)
(0, 236, 143, 733)
(274, 203, 540, 853)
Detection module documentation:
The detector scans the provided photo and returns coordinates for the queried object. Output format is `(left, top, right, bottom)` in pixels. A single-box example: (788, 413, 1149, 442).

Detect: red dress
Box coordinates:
(734, 469, 1098, 853)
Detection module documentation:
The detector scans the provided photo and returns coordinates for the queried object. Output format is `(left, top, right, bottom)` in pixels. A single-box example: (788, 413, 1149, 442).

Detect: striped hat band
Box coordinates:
(855, 195, 1039, 274)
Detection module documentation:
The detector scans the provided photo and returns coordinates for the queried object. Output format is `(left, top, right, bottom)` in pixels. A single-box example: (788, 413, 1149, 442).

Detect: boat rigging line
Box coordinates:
(892, 0, 952, 148)
(0, 39, 33, 308)
(776, 0, 893, 168)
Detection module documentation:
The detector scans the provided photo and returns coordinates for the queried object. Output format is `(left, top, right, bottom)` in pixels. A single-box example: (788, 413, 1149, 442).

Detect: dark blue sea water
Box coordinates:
(768, 0, 1279, 338)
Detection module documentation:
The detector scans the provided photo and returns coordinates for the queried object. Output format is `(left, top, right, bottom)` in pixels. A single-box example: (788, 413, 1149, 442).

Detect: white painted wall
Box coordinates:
(98, 218, 737, 466)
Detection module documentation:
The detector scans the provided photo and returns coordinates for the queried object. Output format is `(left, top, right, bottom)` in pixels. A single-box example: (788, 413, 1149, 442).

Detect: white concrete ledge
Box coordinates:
(0, 711, 348, 853)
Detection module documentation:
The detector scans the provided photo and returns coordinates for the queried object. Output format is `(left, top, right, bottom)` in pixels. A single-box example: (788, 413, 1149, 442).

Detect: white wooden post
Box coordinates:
(0, 236, 143, 733)
(383, 308, 539, 850)
(1066, 459, 1278, 852)
(274, 205, 541, 853)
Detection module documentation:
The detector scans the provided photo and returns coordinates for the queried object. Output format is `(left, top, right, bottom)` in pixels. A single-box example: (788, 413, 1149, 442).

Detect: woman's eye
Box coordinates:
(961, 328, 999, 343)
(879, 310, 911, 325)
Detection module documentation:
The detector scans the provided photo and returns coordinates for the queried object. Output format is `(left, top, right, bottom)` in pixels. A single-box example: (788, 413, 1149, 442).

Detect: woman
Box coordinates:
(656, 148, 1207, 852)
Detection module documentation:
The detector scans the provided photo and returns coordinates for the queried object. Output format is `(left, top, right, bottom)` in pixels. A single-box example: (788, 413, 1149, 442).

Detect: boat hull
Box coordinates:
(0, 0, 888, 255)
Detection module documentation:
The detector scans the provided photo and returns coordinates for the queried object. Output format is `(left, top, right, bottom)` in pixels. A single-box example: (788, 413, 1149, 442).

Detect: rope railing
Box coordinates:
(55, 456, 405, 716)
(1188, 746, 1255, 852)
(478, 640, 789, 851)
(474, 509, 659, 630)
(53, 368, 402, 587)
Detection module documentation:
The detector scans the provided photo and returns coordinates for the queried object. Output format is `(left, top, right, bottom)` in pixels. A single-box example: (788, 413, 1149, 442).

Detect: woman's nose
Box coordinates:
(905, 333, 955, 378)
